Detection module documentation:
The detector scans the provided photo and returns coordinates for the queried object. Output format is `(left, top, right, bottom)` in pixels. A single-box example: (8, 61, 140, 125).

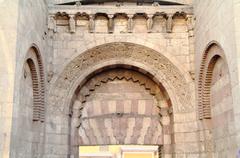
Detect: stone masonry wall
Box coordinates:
(0, 1, 19, 158)
(210, 58, 236, 157)
(233, 0, 240, 151)
(194, 0, 240, 157)
(45, 5, 198, 154)
(10, 0, 48, 158)
(1, 0, 240, 157)
(48, 5, 194, 83)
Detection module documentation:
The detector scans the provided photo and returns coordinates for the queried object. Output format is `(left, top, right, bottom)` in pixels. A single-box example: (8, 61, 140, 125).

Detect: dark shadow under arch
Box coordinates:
(69, 66, 174, 158)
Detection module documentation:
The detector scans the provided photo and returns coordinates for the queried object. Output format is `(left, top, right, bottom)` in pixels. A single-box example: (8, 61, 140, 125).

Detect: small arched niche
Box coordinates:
(70, 66, 173, 158)
(198, 43, 236, 157)
(172, 13, 187, 33)
(133, 14, 148, 33)
(16, 46, 45, 158)
(75, 13, 89, 32)
(55, 12, 69, 26)
(152, 14, 167, 33)
(95, 13, 109, 33)
(114, 13, 128, 33)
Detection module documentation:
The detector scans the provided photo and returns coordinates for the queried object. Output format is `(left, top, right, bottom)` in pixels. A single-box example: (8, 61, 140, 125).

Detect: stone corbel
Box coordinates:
(48, 15, 57, 33)
(108, 14, 114, 33)
(186, 15, 193, 30)
(166, 13, 173, 33)
(186, 15, 194, 36)
(147, 14, 154, 33)
(127, 14, 134, 33)
(75, 0, 82, 6)
(69, 15, 76, 33)
(168, 107, 173, 115)
(152, 2, 160, 6)
(89, 14, 95, 33)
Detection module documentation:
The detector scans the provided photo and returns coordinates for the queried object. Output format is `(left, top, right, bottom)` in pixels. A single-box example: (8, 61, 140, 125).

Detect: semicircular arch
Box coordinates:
(51, 38, 192, 85)
(197, 42, 229, 119)
(48, 42, 194, 118)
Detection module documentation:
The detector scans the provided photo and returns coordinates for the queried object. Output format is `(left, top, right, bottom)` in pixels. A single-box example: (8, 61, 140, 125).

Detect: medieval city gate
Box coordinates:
(46, 42, 195, 158)
(2, 1, 240, 158)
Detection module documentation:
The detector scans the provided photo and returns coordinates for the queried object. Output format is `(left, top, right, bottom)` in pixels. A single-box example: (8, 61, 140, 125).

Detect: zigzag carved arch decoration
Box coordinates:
(48, 42, 192, 116)
(77, 69, 163, 104)
(70, 68, 171, 146)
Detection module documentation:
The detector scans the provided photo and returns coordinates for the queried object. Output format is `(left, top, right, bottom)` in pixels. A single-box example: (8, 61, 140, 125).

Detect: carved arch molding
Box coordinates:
(71, 68, 168, 146)
(25, 47, 45, 122)
(48, 42, 193, 116)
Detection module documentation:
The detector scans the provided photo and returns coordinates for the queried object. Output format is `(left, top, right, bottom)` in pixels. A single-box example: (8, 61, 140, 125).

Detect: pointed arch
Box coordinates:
(197, 41, 237, 157)
(25, 45, 45, 122)
(45, 42, 195, 158)
(198, 42, 227, 120)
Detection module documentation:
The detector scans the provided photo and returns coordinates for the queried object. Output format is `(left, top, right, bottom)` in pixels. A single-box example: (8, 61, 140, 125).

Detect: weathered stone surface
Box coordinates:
(1, 0, 240, 158)
(74, 69, 165, 145)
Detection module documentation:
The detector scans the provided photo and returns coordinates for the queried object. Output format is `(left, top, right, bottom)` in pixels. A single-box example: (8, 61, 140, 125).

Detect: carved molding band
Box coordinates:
(48, 5, 194, 34)
(78, 69, 162, 104)
(48, 42, 192, 116)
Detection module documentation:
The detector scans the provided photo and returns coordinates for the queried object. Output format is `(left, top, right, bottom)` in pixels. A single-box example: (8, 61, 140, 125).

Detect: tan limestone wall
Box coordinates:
(9, 0, 48, 158)
(210, 58, 235, 157)
(45, 32, 197, 158)
(50, 31, 192, 82)
(114, 15, 128, 33)
(0, 0, 19, 158)
(194, 0, 240, 157)
(233, 0, 240, 152)
(15, 63, 34, 158)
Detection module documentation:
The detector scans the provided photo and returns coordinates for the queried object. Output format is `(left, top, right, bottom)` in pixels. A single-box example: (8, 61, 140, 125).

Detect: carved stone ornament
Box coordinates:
(69, 15, 76, 33)
(48, 42, 192, 115)
(166, 14, 173, 33)
(48, 15, 57, 32)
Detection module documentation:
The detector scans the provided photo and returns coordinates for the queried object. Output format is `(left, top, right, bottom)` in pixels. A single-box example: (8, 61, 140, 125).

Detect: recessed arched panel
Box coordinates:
(133, 14, 148, 33)
(25, 46, 45, 122)
(172, 14, 187, 33)
(201, 55, 220, 119)
(95, 13, 109, 33)
(75, 13, 89, 32)
(152, 15, 166, 33)
(70, 68, 173, 157)
(15, 45, 45, 158)
(114, 14, 128, 33)
(47, 42, 193, 158)
(26, 59, 42, 121)
(198, 43, 227, 120)
(198, 42, 236, 157)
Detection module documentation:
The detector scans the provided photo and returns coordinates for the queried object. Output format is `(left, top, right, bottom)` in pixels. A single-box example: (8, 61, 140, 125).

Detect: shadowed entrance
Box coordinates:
(70, 68, 173, 157)
(46, 42, 194, 158)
